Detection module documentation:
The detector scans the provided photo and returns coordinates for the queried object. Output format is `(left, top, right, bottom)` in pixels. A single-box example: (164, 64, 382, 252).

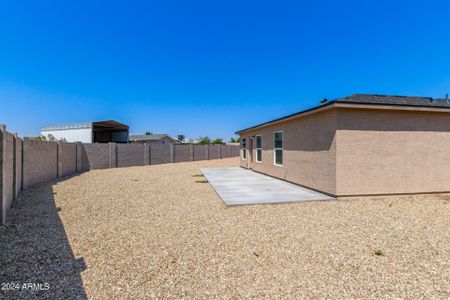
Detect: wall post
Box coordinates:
(22, 138, 29, 190)
(17, 137, 23, 194)
(12, 134, 17, 201)
(76, 143, 82, 172)
(148, 144, 152, 165)
(0, 125, 4, 225)
(57, 142, 62, 177)
(169, 144, 174, 163)
(189, 144, 193, 161)
(218, 145, 221, 159)
(109, 142, 117, 168)
(144, 143, 150, 165)
(205, 145, 209, 160)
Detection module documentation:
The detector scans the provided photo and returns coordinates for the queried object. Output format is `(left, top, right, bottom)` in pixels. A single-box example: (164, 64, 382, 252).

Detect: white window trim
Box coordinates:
(273, 131, 283, 167)
(255, 135, 262, 163)
(241, 138, 247, 160)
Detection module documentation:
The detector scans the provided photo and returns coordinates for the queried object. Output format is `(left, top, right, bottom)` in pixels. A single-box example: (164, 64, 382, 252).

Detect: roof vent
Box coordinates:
(320, 98, 328, 105)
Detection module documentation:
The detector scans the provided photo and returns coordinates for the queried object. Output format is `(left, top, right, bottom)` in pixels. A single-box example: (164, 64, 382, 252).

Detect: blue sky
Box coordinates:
(0, 0, 449, 139)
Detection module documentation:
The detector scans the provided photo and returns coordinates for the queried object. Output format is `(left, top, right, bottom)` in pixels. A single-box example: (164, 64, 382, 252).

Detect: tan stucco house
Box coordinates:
(236, 94, 450, 198)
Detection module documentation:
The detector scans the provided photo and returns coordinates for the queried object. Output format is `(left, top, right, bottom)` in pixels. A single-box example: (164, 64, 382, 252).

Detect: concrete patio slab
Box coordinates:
(201, 167, 335, 205)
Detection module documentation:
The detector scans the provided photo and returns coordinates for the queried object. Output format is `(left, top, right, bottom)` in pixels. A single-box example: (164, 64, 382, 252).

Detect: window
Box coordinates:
(241, 138, 247, 160)
(255, 135, 262, 162)
(274, 131, 283, 166)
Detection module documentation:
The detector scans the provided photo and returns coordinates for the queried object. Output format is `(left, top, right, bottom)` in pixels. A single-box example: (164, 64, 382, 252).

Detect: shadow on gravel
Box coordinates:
(0, 177, 87, 299)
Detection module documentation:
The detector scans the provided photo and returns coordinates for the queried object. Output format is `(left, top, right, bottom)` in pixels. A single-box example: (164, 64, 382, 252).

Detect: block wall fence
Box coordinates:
(0, 125, 239, 225)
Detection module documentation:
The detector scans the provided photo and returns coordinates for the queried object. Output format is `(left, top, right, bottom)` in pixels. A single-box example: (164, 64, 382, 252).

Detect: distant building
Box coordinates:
(128, 134, 179, 144)
(186, 138, 199, 144)
(41, 120, 129, 143)
(177, 134, 186, 143)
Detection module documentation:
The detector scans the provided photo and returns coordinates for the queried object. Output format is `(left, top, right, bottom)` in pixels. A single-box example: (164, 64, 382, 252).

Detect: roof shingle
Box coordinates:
(236, 94, 450, 134)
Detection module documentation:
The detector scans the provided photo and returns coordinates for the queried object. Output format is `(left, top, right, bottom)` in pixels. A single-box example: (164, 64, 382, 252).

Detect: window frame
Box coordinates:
(273, 131, 283, 167)
(241, 137, 247, 160)
(255, 135, 262, 163)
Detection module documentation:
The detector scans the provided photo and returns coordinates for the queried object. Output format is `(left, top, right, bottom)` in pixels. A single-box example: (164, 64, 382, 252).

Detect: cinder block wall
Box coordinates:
(230, 145, 239, 157)
(81, 143, 240, 169)
(173, 144, 191, 163)
(81, 144, 110, 170)
(14, 136, 22, 199)
(220, 145, 230, 158)
(116, 143, 146, 167)
(193, 145, 207, 161)
(1, 124, 239, 225)
(1, 128, 15, 225)
(150, 144, 171, 164)
(22, 139, 58, 189)
(58, 143, 77, 177)
(208, 145, 220, 159)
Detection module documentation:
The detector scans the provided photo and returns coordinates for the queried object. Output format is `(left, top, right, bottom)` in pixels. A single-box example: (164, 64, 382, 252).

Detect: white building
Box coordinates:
(41, 120, 129, 143)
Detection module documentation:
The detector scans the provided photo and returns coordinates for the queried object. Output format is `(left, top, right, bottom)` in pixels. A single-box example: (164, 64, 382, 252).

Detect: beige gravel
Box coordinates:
(1, 157, 449, 299)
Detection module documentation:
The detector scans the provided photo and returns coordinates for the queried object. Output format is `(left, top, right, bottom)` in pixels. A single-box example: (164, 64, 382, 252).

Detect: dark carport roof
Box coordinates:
(236, 94, 450, 134)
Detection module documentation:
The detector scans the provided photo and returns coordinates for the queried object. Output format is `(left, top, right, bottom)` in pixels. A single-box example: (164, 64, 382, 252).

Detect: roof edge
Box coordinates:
(235, 101, 335, 134)
(235, 95, 450, 134)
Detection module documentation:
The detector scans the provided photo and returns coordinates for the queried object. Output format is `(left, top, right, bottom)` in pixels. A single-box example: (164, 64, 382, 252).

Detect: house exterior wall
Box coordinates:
(41, 128, 92, 143)
(336, 108, 450, 196)
(239, 109, 338, 196)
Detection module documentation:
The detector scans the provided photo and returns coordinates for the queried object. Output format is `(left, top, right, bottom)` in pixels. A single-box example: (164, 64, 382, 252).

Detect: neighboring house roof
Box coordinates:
(42, 120, 129, 131)
(236, 94, 450, 134)
(129, 134, 179, 142)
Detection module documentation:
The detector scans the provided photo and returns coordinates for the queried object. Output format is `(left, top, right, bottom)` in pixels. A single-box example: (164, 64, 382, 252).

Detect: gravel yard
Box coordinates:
(1, 157, 449, 299)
